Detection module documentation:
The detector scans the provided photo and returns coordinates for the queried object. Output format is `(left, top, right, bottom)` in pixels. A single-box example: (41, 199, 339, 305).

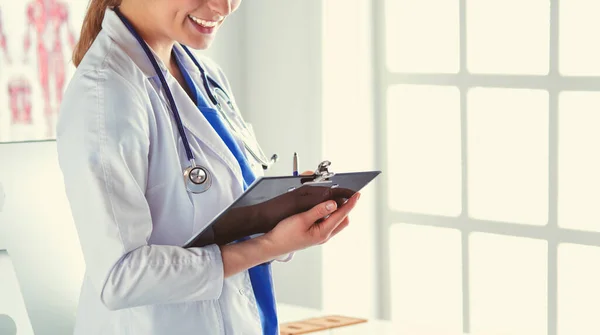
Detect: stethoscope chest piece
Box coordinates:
(184, 165, 212, 193)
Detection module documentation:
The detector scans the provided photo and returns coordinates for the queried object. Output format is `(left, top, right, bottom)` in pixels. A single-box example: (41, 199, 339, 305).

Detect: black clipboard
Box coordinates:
(183, 161, 381, 248)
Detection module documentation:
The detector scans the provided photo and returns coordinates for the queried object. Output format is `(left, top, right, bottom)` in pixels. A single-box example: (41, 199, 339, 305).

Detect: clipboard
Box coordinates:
(183, 161, 381, 248)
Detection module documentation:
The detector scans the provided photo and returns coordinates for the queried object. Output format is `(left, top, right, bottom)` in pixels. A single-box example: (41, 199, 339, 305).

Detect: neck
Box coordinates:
(118, 3, 175, 67)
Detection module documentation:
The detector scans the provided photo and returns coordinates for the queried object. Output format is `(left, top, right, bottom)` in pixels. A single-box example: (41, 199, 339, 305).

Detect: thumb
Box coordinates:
(300, 200, 337, 225)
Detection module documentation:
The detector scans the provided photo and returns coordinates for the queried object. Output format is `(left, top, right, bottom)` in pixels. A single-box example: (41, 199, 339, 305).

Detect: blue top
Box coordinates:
(175, 53, 279, 335)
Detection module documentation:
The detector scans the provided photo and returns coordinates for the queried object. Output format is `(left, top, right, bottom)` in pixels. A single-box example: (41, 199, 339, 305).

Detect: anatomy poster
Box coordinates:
(0, 0, 88, 142)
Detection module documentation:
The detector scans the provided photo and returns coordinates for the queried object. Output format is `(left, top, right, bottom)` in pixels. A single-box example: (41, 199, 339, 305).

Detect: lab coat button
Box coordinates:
(239, 289, 245, 295)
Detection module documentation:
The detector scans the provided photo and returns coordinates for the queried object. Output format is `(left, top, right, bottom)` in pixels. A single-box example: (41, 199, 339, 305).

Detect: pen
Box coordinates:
(293, 152, 298, 176)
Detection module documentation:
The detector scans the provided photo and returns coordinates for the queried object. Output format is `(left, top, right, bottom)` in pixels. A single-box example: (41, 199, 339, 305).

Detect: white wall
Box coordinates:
(199, 4, 247, 110)
(241, 0, 326, 309)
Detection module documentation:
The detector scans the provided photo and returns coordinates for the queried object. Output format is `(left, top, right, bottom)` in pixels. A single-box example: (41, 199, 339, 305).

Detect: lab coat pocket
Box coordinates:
(219, 271, 262, 334)
(144, 175, 196, 246)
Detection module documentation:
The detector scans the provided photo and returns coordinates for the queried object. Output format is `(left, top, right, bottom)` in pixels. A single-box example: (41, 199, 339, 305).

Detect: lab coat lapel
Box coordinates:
(173, 47, 258, 177)
(169, 45, 246, 187)
(102, 9, 244, 187)
(166, 77, 245, 188)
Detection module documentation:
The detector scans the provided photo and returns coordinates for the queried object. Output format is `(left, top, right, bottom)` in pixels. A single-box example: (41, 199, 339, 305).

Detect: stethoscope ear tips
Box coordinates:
(261, 154, 279, 170)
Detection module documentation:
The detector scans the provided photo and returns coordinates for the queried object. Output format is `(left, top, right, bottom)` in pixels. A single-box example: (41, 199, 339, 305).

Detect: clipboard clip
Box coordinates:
(303, 160, 336, 184)
(315, 161, 335, 181)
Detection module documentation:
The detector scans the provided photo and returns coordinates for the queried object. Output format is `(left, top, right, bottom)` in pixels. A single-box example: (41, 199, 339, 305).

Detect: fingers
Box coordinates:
(317, 193, 359, 236)
(329, 187, 356, 201)
(300, 170, 314, 176)
(300, 199, 338, 224)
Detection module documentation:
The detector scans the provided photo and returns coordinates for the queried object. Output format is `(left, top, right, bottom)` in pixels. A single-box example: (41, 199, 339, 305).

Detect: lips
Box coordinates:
(188, 14, 219, 28)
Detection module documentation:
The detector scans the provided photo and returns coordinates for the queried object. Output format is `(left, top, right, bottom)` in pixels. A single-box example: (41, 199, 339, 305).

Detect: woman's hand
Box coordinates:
(218, 169, 360, 278)
(262, 192, 360, 256)
(192, 171, 353, 248)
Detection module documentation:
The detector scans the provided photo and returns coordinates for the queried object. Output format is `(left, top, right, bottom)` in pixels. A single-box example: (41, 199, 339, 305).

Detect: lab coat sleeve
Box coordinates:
(56, 69, 224, 311)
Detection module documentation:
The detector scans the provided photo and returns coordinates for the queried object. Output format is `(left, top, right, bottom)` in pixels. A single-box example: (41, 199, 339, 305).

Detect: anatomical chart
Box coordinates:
(0, 1, 87, 142)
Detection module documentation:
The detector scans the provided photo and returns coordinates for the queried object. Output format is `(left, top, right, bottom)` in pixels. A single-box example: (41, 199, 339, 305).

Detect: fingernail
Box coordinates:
(355, 193, 361, 201)
(326, 201, 336, 211)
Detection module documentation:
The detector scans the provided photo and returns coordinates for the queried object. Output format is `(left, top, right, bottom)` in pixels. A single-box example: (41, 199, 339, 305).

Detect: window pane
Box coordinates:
(558, 244, 600, 335)
(558, 92, 600, 232)
(385, 0, 459, 73)
(390, 224, 463, 334)
(387, 85, 462, 216)
(467, 88, 548, 225)
(469, 233, 547, 335)
(559, 0, 600, 76)
(467, 0, 550, 74)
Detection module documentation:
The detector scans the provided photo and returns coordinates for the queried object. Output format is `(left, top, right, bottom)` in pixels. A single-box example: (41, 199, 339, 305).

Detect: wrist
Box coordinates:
(255, 233, 289, 260)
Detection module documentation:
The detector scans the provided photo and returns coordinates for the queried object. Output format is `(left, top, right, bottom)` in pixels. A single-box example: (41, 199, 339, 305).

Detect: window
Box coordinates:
(377, 0, 600, 334)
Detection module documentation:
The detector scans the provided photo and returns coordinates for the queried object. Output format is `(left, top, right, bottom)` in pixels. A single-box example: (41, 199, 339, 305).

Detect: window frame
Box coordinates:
(372, 1, 600, 334)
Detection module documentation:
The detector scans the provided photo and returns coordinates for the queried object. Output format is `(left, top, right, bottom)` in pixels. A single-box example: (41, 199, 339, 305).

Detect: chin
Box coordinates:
(183, 38, 213, 50)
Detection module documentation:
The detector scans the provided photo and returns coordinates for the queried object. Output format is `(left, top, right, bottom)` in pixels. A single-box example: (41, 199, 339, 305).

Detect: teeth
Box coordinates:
(189, 15, 219, 28)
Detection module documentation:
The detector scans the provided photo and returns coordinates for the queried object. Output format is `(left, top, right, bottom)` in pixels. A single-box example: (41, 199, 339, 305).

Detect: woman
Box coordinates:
(56, 0, 360, 334)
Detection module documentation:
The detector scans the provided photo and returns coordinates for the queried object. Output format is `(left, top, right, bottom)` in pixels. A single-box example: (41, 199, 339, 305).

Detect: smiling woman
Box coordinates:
(57, 0, 361, 334)
(73, 0, 240, 66)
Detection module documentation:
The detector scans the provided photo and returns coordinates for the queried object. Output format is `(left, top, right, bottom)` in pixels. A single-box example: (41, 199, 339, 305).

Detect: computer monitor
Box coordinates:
(0, 140, 85, 335)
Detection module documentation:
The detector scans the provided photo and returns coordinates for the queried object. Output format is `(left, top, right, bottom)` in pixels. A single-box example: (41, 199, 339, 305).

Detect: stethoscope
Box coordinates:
(114, 8, 277, 194)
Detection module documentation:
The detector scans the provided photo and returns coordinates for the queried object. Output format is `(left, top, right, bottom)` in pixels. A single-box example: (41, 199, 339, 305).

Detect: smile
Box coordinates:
(188, 15, 220, 28)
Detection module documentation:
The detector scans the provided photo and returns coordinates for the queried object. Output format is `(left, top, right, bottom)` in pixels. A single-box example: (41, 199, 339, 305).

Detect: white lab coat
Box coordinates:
(56, 8, 285, 335)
